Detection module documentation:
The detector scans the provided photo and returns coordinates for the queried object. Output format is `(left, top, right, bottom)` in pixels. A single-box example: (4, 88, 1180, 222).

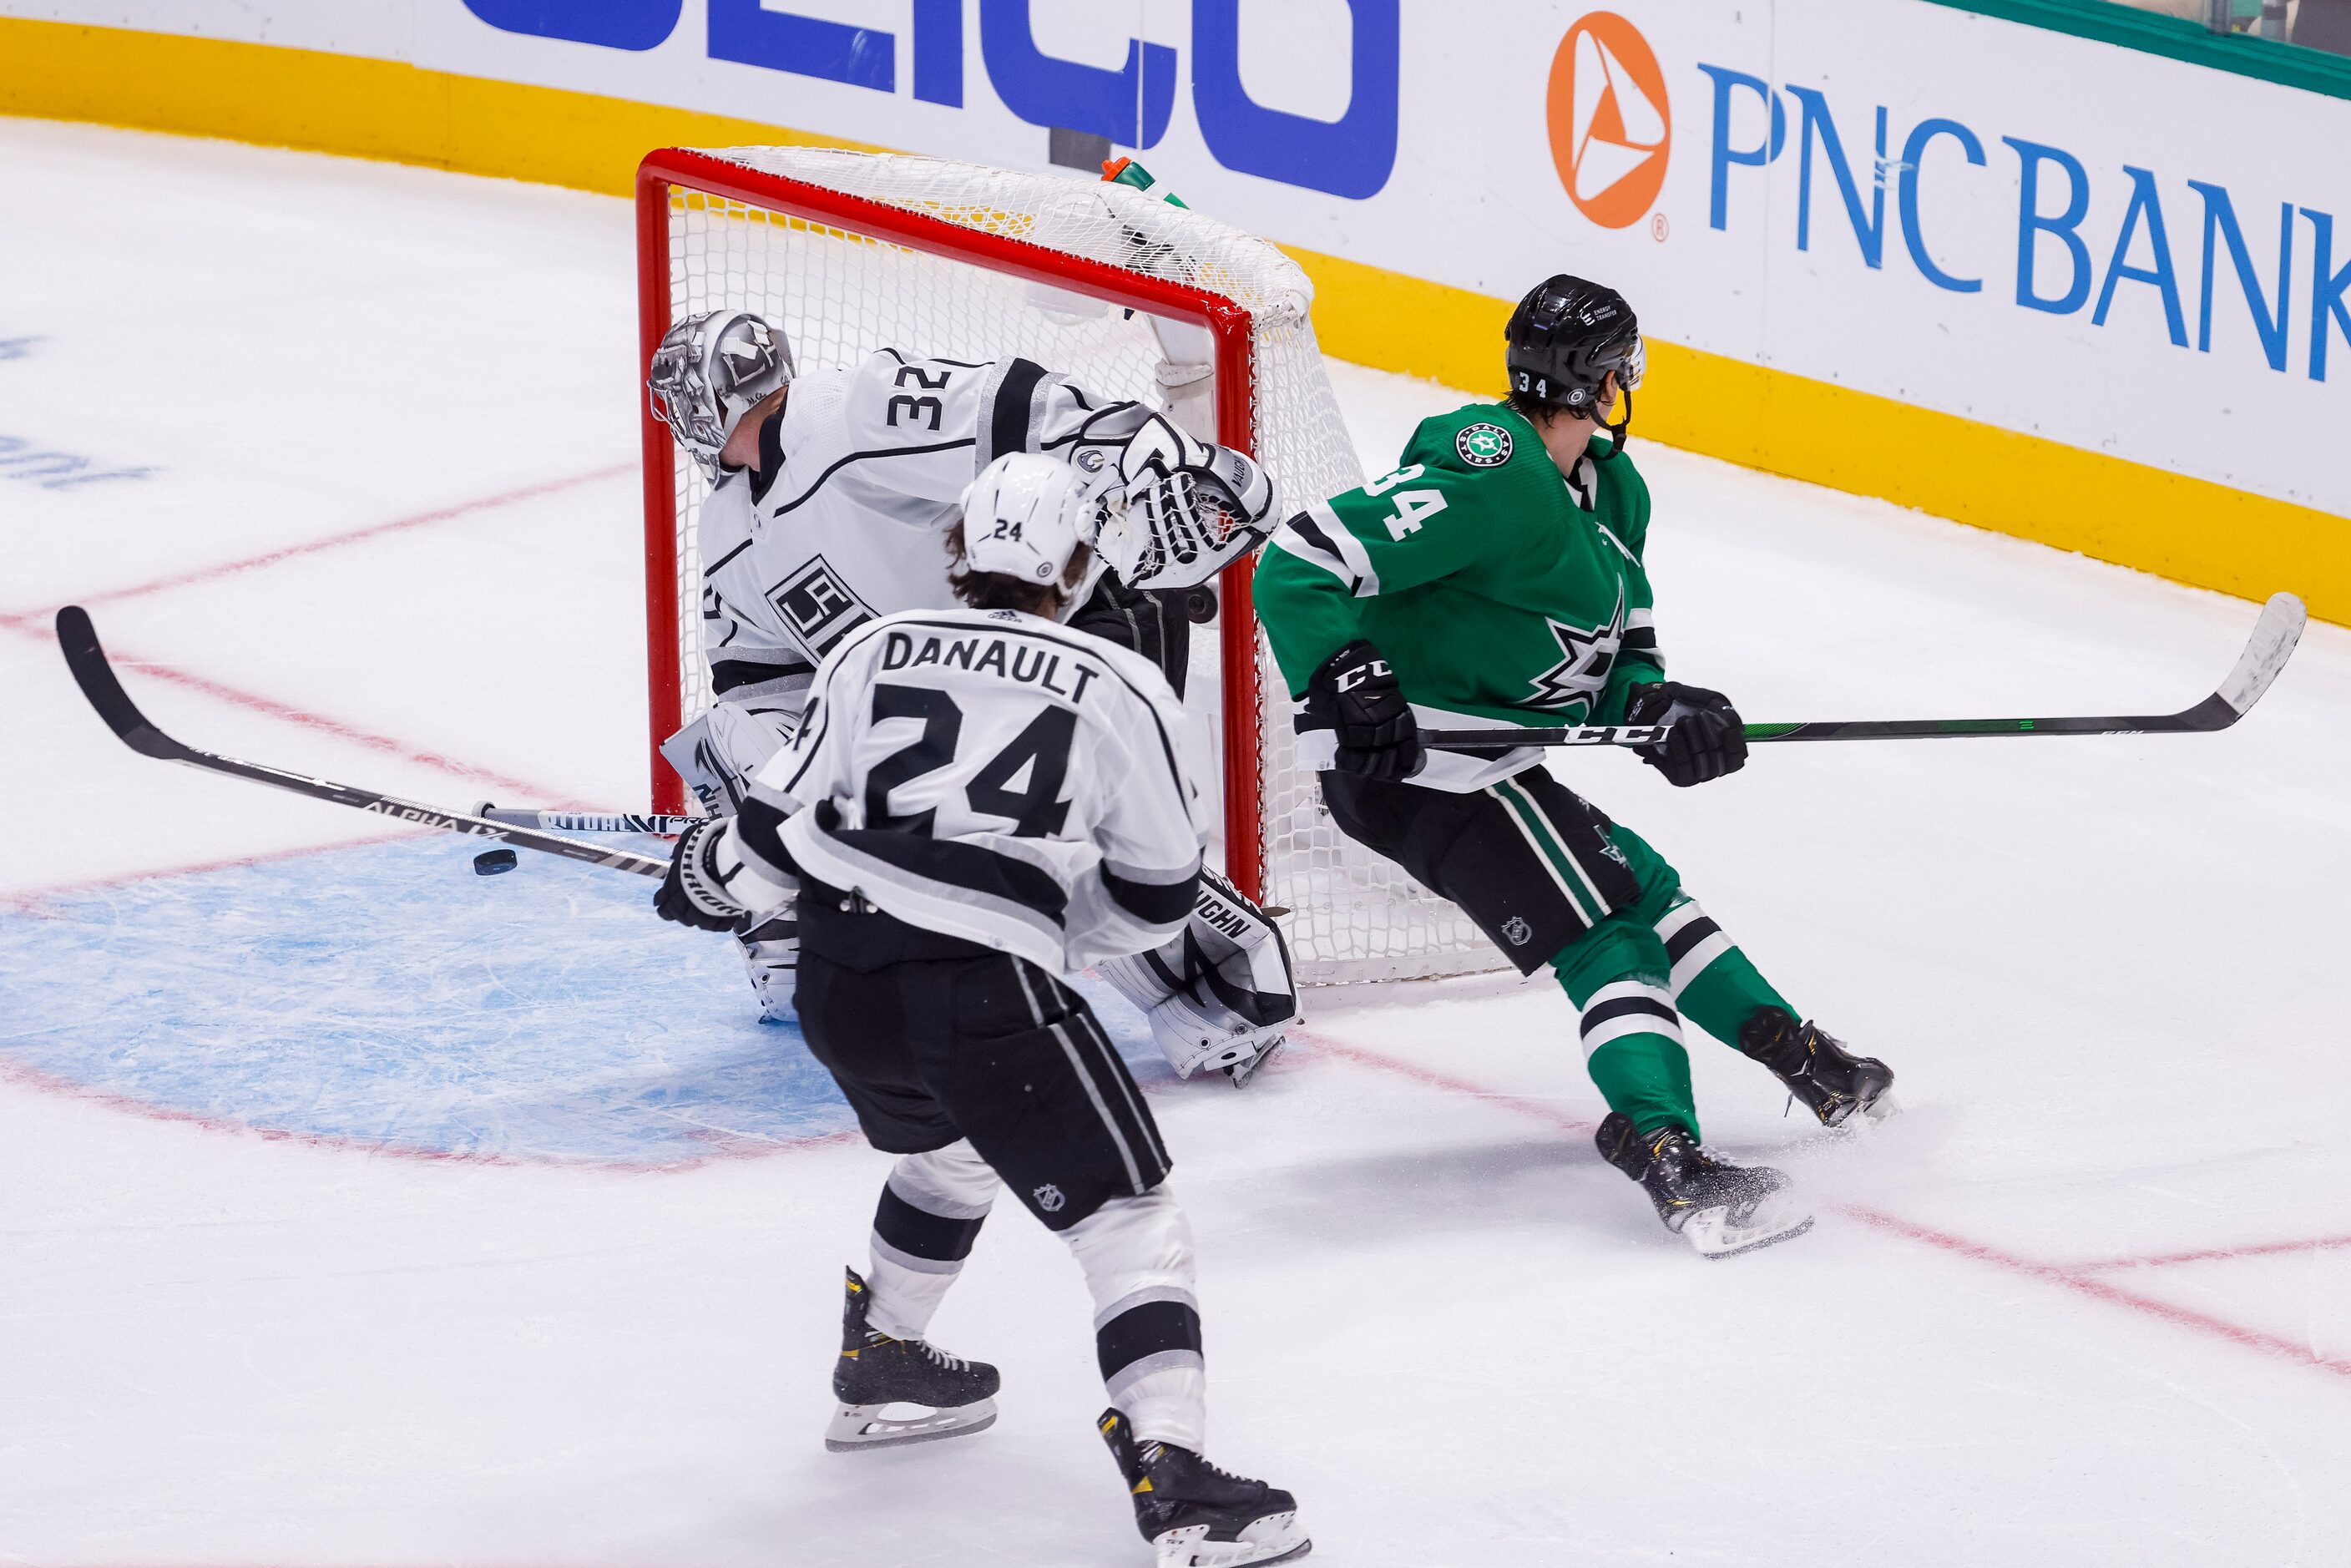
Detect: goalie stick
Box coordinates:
(55, 606, 666, 878)
(1422, 591, 2306, 751)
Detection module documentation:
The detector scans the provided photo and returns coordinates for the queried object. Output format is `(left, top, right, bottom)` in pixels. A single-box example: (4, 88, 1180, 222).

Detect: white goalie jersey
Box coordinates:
(670, 349, 1186, 808)
(726, 608, 1208, 976)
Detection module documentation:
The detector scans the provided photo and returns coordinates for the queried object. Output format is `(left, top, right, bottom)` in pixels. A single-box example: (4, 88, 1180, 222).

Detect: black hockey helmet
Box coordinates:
(1504, 275, 1645, 453)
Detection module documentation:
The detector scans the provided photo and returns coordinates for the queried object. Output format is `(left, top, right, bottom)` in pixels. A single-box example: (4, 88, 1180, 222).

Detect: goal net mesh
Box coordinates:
(656, 148, 1496, 984)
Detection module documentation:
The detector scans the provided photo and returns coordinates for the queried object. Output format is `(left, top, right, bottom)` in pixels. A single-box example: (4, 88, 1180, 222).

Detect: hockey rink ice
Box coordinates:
(6, 120, 2351, 1565)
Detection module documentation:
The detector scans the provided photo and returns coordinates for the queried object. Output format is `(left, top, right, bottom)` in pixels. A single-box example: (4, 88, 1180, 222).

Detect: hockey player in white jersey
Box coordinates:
(647, 309, 1298, 1086)
(651, 454, 1309, 1567)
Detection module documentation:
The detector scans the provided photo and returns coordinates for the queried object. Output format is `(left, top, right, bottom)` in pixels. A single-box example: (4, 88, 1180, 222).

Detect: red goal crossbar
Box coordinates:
(635, 149, 1269, 901)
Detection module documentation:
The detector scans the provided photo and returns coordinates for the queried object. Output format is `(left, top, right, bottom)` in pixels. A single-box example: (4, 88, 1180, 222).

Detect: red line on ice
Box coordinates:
(2076, 1233, 2351, 1272)
(1840, 1207, 2351, 1382)
(1295, 1028, 2351, 1387)
(1305, 1032, 1595, 1136)
(0, 608, 573, 802)
(33, 463, 635, 611)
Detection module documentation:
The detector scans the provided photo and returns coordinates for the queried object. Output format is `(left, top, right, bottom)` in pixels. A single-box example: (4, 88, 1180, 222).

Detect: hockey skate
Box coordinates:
(1223, 1032, 1284, 1088)
(1098, 1409, 1309, 1567)
(1595, 1113, 1814, 1259)
(825, 1268, 999, 1451)
(1738, 1006, 1897, 1127)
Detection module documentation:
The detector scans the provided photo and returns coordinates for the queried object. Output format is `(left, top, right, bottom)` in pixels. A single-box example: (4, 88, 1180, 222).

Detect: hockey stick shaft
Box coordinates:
(473, 805, 698, 834)
(1423, 592, 2306, 751)
(54, 607, 668, 878)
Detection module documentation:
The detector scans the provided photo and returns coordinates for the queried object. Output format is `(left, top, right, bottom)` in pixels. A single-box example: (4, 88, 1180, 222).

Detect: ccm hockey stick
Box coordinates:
(1423, 591, 2306, 750)
(56, 606, 666, 878)
(473, 803, 698, 835)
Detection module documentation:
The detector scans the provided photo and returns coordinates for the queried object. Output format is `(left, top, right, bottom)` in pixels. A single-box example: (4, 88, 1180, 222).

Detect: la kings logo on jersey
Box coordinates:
(1033, 1183, 1066, 1213)
(1456, 422, 1513, 468)
(770, 556, 876, 655)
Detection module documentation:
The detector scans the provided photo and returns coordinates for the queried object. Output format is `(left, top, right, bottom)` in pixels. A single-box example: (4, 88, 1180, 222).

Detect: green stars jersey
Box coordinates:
(1255, 402, 1666, 791)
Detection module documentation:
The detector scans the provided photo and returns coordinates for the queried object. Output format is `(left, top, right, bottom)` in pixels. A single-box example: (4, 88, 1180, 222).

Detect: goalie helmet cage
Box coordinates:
(636, 144, 1496, 984)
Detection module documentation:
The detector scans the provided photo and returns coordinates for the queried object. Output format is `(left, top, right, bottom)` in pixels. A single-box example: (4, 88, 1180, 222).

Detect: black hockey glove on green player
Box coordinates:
(1307, 639, 1423, 781)
(655, 817, 751, 933)
(1623, 681, 1748, 787)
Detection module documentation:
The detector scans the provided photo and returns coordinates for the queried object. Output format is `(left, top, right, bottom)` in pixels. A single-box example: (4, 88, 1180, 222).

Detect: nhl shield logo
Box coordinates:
(1457, 422, 1514, 468)
(1033, 1182, 1067, 1213)
(1501, 915, 1534, 947)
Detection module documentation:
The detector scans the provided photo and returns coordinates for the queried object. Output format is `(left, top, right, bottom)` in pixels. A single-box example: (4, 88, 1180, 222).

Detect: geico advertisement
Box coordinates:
(26, 0, 2351, 514)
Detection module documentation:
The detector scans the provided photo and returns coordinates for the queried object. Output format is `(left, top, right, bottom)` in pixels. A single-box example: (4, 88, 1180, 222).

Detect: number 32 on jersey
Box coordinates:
(1365, 463, 1447, 540)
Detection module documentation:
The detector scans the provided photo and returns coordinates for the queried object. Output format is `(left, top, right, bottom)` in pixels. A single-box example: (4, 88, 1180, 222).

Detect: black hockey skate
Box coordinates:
(1595, 1112, 1814, 1259)
(1738, 1006, 1897, 1127)
(1099, 1409, 1310, 1567)
(825, 1267, 999, 1451)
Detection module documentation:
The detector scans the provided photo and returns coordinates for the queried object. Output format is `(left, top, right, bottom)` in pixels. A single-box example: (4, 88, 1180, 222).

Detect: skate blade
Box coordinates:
(1226, 1035, 1285, 1090)
(1681, 1199, 1816, 1260)
(823, 1397, 997, 1452)
(1154, 1514, 1311, 1568)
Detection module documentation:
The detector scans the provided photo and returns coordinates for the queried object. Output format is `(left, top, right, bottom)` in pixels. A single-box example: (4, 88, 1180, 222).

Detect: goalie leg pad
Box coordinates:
(1099, 871, 1298, 1081)
(737, 905, 800, 1023)
(658, 699, 802, 817)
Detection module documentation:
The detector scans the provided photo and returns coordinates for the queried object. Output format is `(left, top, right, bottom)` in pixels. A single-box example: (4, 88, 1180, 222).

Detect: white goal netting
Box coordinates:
(650, 147, 1497, 984)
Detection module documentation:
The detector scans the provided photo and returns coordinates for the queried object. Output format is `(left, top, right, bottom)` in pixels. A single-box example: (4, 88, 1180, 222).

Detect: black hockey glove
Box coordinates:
(655, 817, 751, 933)
(1622, 681, 1747, 788)
(1307, 639, 1423, 781)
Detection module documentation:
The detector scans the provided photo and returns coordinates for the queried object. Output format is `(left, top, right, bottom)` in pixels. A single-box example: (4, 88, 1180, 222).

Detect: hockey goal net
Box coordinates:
(637, 146, 1495, 984)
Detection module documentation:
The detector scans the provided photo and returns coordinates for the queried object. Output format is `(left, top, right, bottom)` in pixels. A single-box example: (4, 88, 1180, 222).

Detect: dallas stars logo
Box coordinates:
(1455, 422, 1513, 468)
(1526, 590, 1625, 709)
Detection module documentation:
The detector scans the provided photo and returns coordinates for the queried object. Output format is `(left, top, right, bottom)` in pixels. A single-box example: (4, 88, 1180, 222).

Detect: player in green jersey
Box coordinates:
(1252, 275, 1895, 1258)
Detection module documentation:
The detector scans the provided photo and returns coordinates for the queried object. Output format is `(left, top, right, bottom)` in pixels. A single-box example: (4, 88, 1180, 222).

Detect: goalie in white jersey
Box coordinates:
(647, 309, 1297, 1086)
(652, 454, 1309, 1567)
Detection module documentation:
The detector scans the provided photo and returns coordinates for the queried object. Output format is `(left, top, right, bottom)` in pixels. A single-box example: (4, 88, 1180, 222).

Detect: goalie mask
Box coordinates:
(646, 311, 795, 476)
(953, 453, 1097, 615)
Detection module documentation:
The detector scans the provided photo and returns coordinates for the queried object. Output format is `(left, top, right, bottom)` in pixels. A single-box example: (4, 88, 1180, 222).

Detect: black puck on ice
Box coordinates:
(473, 847, 519, 876)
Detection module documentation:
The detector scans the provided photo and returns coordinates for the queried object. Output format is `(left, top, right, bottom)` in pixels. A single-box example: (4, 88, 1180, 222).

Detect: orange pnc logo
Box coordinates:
(1547, 12, 1671, 230)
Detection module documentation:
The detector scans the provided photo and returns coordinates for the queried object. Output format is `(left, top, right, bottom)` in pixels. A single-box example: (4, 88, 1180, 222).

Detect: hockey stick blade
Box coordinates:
(54, 604, 201, 764)
(1422, 591, 2306, 749)
(55, 606, 667, 878)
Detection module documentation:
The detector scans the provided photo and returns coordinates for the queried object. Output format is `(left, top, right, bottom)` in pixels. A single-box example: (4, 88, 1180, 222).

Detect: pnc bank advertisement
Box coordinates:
(15, 0, 2351, 522)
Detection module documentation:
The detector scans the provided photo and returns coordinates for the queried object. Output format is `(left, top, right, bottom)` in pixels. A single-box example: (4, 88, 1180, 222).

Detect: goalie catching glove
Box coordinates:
(1095, 412, 1275, 589)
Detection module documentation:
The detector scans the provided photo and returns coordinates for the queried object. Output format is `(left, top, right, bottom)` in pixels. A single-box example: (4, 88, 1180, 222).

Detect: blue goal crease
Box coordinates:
(0, 837, 1170, 1166)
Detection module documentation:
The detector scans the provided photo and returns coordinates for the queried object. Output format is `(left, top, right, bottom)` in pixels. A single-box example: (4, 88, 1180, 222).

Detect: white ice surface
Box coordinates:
(4, 119, 2350, 1566)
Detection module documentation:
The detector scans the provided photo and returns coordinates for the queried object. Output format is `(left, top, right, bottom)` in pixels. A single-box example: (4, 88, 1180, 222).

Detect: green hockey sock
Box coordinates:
(1585, 1032, 1698, 1142)
(1552, 913, 1702, 1138)
(1676, 948, 1793, 1047)
(1653, 898, 1796, 1050)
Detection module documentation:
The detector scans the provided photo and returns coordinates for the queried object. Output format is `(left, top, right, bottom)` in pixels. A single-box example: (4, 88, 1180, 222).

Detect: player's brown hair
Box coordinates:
(944, 521, 1094, 617)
